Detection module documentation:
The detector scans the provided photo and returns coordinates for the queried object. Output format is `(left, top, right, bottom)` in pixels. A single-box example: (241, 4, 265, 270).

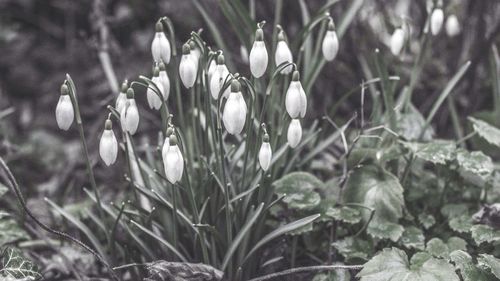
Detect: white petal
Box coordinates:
(164, 145, 184, 184)
(445, 15, 460, 37)
(147, 77, 164, 110)
(258, 142, 272, 171)
(99, 130, 118, 166)
(249, 41, 268, 78)
(162, 138, 170, 160)
(159, 71, 170, 100)
(322, 31, 339, 61)
(210, 65, 230, 100)
(285, 81, 302, 118)
(179, 55, 197, 88)
(390, 28, 405, 56)
(223, 91, 247, 135)
(275, 41, 293, 74)
(208, 60, 217, 82)
(287, 119, 302, 148)
(121, 100, 139, 134)
(430, 9, 444, 35)
(55, 95, 74, 130)
(115, 93, 127, 114)
(299, 84, 307, 118)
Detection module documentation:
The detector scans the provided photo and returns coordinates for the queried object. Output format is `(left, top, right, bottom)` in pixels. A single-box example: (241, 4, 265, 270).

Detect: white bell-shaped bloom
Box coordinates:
(322, 19, 339, 61)
(163, 135, 184, 184)
(445, 14, 460, 37)
(162, 127, 174, 160)
(147, 69, 164, 110)
(151, 22, 171, 64)
(189, 41, 201, 73)
(223, 80, 247, 135)
(99, 119, 118, 166)
(120, 89, 140, 135)
(208, 59, 217, 82)
(285, 71, 307, 118)
(249, 28, 268, 78)
(158, 62, 170, 101)
(258, 136, 272, 171)
(55, 85, 74, 131)
(210, 54, 231, 100)
(390, 28, 405, 56)
(116, 81, 128, 114)
(430, 8, 444, 35)
(287, 119, 302, 148)
(275, 31, 293, 74)
(179, 44, 197, 88)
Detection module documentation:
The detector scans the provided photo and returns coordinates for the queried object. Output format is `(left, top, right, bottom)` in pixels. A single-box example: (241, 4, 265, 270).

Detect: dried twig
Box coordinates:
(247, 264, 363, 281)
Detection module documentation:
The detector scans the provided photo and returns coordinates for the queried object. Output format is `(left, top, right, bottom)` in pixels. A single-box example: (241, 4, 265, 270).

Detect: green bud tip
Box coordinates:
(126, 88, 135, 99)
(231, 79, 241, 92)
(263, 133, 270, 142)
(105, 119, 112, 130)
(327, 19, 335, 31)
(159, 61, 166, 71)
(278, 31, 285, 41)
(217, 54, 225, 65)
(153, 66, 160, 77)
(120, 80, 129, 92)
(255, 28, 264, 41)
(155, 21, 163, 33)
(166, 126, 174, 137)
(169, 134, 178, 146)
(182, 44, 191, 55)
(60, 84, 69, 95)
(292, 70, 300, 81)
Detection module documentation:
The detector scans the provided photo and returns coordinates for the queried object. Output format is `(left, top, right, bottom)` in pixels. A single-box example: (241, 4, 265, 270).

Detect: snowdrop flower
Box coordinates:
(147, 67, 164, 110)
(430, 7, 444, 35)
(249, 27, 268, 78)
(322, 19, 339, 61)
(99, 118, 118, 166)
(445, 14, 460, 37)
(189, 40, 201, 72)
(275, 29, 293, 74)
(162, 126, 174, 160)
(151, 22, 171, 64)
(390, 28, 405, 56)
(116, 80, 128, 114)
(223, 80, 247, 135)
(285, 71, 307, 118)
(120, 88, 140, 135)
(163, 134, 184, 184)
(258, 133, 272, 171)
(179, 44, 197, 88)
(55, 84, 74, 131)
(158, 62, 170, 101)
(210, 54, 231, 100)
(287, 119, 302, 148)
(208, 58, 217, 82)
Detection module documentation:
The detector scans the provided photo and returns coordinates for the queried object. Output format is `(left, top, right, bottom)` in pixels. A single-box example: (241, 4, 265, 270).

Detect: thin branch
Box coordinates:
(248, 264, 363, 281)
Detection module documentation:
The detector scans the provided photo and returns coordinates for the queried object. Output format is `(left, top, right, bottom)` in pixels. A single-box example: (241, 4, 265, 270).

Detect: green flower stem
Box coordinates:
(171, 182, 178, 251)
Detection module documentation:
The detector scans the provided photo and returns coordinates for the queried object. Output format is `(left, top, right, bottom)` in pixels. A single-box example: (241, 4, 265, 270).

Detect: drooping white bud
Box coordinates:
(390, 28, 405, 56)
(249, 28, 268, 78)
(223, 80, 247, 135)
(179, 44, 197, 89)
(151, 22, 171, 64)
(158, 62, 170, 101)
(287, 119, 302, 148)
(162, 127, 174, 160)
(189, 40, 201, 73)
(99, 119, 118, 166)
(120, 88, 140, 135)
(208, 59, 217, 82)
(56, 84, 74, 131)
(322, 19, 339, 61)
(430, 8, 444, 35)
(285, 71, 307, 118)
(258, 134, 272, 171)
(116, 80, 128, 114)
(147, 67, 164, 110)
(210, 54, 231, 100)
(275, 30, 293, 74)
(163, 135, 184, 184)
(445, 14, 460, 37)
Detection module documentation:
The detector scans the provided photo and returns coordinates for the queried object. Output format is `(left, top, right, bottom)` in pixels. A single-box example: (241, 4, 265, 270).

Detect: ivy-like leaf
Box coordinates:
(426, 237, 467, 259)
(401, 140, 456, 165)
(449, 215, 474, 233)
(332, 237, 373, 261)
(326, 206, 362, 224)
(396, 105, 434, 141)
(418, 213, 436, 229)
(367, 218, 405, 242)
(456, 150, 494, 180)
(357, 247, 460, 281)
(471, 225, 500, 245)
(0, 212, 29, 247)
(478, 254, 500, 279)
(450, 250, 496, 281)
(399, 226, 425, 250)
(0, 247, 41, 280)
(469, 117, 500, 147)
(273, 172, 324, 210)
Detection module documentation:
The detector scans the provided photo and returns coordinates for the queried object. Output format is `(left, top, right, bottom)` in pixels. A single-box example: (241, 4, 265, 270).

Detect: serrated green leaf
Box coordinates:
(367, 218, 404, 242)
(449, 215, 474, 233)
(426, 237, 468, 259)
(442, 204, 470, 219)
(401, 140, 456, 164)
(332, 237, 372, 261)
(478, 254, 500, 279)
(447, 237, 467, 252)
(399, 226, 425, 250)
(456, 150, 494, 180)
(326, 206, 362, 224)
(418, 213, 436, 229)
(396, 105, 434, 141)
(469, 117, 500, 147)
(0, 247, 41, 280)
(357, 248, 460, 281)
(471, 225, 500, 245)
(450, 250, 496, 281)
(410, 252, 432, 268)
(273, 172, 324, 210)
(0, 212, 29, 247)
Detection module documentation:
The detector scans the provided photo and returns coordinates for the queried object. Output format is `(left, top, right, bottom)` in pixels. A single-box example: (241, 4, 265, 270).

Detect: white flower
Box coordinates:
(430, 8, 444, 35)
(285, 71, 307, 118)
(116, 81, 128, 114)
(322, 19, 339, 61)
(151, 22, 171, 64)
(99, 119, 118, 166)
(55, 84, 74, 131)
(249, 28, 268, 78)
(120, 88, 140, 135)
(189, 41, 201, 73)
(390, 28, 405, 56)
(223, 80, 247, 135)
(158, 62, 170, 101)
(275, 30, 293, 74)
(445, 14, 460, 37)
(147, 69, 164, 110)
(258, 136, 272, 171)
(208, 59, 217, 82)
(163, 135, 184, 184)
(287, 119, 302, 148)
(179, 44, 197, 88)
(162, 127, 174, 160)
(210, 54, 231, 100)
